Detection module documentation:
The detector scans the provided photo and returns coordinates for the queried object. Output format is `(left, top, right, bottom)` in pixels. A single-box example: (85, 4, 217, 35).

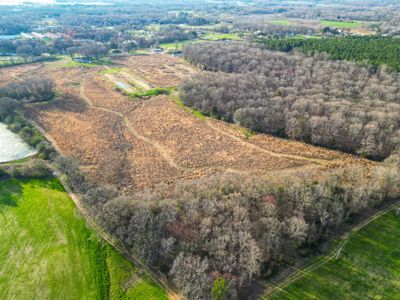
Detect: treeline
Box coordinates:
(0, 16, 31, 35)
(130, 26, 198, 49)
(181, 42, 400, 160)
(0, 159, 52, 181)
(233, 19, 316, 36)
(0, 78, 57, 160)
(261, 36, 400, 72)
(0, 78, 55, 103)
(53, 152, 400, 299)
(0, 39, 51, 57)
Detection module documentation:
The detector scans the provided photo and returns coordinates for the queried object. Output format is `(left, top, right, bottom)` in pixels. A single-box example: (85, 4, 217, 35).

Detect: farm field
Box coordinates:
(0, 178, 167, 300)
(159, 32, 241, 50)
(2, 54, 373, 193)
(320, 20, 362, 28)
(265, 208, 400, 299)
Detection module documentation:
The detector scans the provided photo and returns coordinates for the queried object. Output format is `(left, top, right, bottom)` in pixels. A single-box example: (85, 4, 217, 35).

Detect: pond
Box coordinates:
(0, 123, 36, 163)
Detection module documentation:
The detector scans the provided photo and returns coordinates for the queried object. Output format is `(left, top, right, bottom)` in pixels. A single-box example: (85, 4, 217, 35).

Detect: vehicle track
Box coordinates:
(79, 83, 343, 178)
(24, 114, 182, 300)
(205, 120, 338, 166)
(79, 83, 248, 176)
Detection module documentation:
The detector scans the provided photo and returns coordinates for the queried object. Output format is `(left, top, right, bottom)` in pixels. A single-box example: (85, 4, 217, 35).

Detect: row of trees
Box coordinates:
(0, 39, 50, 57)
(233, 19, 316, 36)
(0, 78, 57, 159)
(66, 43, 109, 60)
(181, 42, 400, 159)
(54, 152, 400, 299)
(261, 36, 400, 72)
(0, 77, 55, 103)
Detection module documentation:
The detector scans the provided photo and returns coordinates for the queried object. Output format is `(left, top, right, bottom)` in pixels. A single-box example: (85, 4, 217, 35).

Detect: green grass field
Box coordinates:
(269, 19, 291, 25)
(159, 32, 240, 50)
(0, 178, 168, 300)
(267, 209, 400, 299)
(201, 32, 241, 41)
(320, 20, 362, 28)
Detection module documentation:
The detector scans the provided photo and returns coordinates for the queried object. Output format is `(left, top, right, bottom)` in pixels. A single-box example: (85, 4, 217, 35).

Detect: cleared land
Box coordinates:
(265, 207, 400, 299)
(320, 20, 362, 28)
(0, 178, 167, 299)
(1, 54, 372, 193)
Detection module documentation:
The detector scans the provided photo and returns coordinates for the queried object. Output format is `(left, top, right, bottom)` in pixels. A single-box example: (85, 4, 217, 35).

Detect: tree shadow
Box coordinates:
(0, 179, 23, 212)
(32, 177, 65, 192)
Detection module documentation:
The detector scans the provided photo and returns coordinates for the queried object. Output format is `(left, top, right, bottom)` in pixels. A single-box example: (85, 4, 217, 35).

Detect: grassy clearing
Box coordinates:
(0, 178, 167, 300)
(231, 124, 255, 139)
(320, 20, 362, 28)
(267, 209, 400, 299)
(202, 32, 241, 41)
(174, 97, 207, 120)
(99, 67, 125, 74)
(127, 87, 174, 99)
(56, 56, 112, 68)
(159, 39, 210, 50)
(269, 19, 291, 25)
(159, 33, 241, 50)
(0, 56, 57, 68)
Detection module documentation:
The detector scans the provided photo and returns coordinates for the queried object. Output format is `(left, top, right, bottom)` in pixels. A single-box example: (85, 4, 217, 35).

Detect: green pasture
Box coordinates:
(267, 208, 400, 299)
(0, 178, 167, 300)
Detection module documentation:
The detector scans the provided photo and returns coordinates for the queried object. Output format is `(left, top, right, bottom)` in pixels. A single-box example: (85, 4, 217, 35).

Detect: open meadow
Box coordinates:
(0, 54, 372, 193)
(0, 177, 167, 300)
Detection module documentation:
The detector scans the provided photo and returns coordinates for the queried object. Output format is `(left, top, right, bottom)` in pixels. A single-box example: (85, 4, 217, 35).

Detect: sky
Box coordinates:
(0, 0, 114, 4)
(0, 0, 56, 4)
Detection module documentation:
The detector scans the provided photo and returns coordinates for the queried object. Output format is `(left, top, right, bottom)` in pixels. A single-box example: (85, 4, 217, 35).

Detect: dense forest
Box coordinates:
(54, 150, 400, 300)
(261, 36, 400, 72)
(181, 42, 400, 160)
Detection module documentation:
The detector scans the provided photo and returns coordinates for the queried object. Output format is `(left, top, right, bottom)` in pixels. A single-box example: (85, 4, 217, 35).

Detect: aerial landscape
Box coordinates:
(0, 0, 399, 299)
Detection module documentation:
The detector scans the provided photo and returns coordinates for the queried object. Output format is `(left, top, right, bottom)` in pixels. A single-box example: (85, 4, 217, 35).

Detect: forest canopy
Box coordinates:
(181, 42, 400, 159)
(261, 36, 400, 72)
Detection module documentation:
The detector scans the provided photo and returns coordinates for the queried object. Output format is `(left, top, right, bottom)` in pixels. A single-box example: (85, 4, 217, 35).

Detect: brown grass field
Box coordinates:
(1, 54, 373, 193)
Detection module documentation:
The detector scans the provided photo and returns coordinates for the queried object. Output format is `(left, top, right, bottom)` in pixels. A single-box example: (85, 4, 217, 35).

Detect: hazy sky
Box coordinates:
(0, 0, 55, 4)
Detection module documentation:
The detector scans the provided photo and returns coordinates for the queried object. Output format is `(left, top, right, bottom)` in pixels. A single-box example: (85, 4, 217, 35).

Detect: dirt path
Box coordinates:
(78, 83, 348, 178)
(205, 120, 337, 166)
(262, 201, 400, 299)
(79, 83, 248, 176)
(27, 90, 182, 299)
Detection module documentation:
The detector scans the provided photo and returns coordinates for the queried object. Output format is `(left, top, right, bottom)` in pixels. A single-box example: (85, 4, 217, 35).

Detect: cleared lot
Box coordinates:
(2, 54, 372, 192)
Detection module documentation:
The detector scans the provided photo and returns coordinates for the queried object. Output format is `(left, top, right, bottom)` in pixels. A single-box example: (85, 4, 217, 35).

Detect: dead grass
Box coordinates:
(4, 55, 374, 193)
(113, 54, 198, 87)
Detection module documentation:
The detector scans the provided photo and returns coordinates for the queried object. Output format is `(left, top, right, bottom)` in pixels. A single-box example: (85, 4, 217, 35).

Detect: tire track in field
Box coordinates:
(25, 111, 182, 299)
(79, 83, 248, 176)
(205, 120, 338, 166)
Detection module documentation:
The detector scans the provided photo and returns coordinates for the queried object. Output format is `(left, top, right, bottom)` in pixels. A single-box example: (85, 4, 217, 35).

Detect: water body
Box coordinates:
(115, 81, 131, 91)
(0, 35, 19, 40)
(0, 123, 36, 163)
